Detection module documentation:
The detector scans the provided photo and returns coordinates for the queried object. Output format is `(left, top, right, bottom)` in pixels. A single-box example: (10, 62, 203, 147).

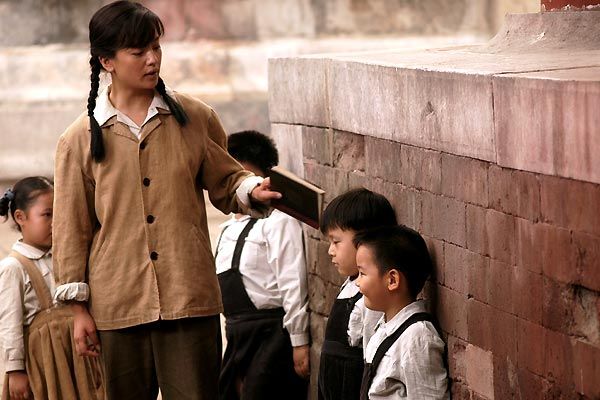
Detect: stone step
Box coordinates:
(269, 12, 600, 185)
(0, 35, 482, 180)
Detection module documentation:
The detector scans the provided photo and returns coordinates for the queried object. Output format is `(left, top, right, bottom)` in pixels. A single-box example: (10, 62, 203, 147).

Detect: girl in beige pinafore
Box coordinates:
(0, 177, 103, 400)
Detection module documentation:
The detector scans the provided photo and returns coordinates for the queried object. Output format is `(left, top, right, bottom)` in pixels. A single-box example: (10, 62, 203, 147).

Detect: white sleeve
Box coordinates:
(235, 176, 264, 207)
(348, 297, 364, 347)
(264, 213, 309, 347)
(53, 282, 90, 302)
(0, 260, 26, 371)
(400, 323, 450, 399)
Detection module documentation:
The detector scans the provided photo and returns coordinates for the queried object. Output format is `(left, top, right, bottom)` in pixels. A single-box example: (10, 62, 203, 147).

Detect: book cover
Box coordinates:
(268, 166, 325, 229)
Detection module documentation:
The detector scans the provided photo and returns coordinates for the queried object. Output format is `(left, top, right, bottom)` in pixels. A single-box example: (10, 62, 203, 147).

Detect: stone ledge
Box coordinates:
(269, 12, 600, 184)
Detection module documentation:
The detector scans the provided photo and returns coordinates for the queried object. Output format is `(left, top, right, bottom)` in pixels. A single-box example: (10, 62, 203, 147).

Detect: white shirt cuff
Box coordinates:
(236, 176, 264, 207)
(290, 333, 310, 347)
(5, 359, 25, 372)
(53, 282, 90, 302)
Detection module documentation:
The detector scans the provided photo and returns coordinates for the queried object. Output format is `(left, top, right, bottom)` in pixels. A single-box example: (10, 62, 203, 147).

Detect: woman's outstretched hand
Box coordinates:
(72, 302, 101, 357)
(249, 177, 282, 204)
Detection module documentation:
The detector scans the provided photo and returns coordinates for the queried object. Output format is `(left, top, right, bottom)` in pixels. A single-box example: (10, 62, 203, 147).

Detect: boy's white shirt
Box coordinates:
(364, 300, 449, 400)
(215, 210, 309, 346)
(0, 241, 55, 371)
(338, 277, 383, 348)
(54, 87, 264, 303)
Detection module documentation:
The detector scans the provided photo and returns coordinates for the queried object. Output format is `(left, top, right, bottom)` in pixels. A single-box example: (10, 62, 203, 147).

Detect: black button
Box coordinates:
(150, 251, 158, 261)
(147, 215, 155, 224)
(143, 178, 151, 186)
(140, 141, 147, 150)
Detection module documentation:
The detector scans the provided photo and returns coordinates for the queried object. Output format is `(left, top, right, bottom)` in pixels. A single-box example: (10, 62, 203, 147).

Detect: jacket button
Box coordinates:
(150, 251, 158, 261)
(143, 178, 151, 186)
(147, 215, 155, 224)
(140, 141, 147, 150)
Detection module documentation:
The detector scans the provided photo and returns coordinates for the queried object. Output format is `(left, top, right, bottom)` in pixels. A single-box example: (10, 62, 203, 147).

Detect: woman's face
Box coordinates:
(102, 37, 162, 91)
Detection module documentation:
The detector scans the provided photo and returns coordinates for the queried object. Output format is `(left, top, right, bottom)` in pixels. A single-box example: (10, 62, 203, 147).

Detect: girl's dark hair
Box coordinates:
(0, 177, 54, 231)
(319, 188, 397, 234)
(88, 1, 188, 162)
(353, 225, 433, 299)
(227, 130, 279, 175)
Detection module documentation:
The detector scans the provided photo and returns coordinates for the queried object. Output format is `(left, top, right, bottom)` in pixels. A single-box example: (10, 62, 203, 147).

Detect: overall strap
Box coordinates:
(214, 224, 230, 260)
(9, 251, 53, 310)
(231, 218, 258, 271)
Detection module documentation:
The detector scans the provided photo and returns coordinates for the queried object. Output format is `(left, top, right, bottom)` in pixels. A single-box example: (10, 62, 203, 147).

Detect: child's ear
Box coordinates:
(387, 269, 401, 291)
(14, 209, 26, 227)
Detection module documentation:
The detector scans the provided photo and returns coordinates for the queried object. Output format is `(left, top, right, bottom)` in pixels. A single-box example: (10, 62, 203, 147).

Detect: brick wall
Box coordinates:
(269, 12, 600, 400)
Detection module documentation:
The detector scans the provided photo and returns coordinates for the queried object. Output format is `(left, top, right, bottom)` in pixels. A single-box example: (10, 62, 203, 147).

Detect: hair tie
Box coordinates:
(3, 188, 14, 202)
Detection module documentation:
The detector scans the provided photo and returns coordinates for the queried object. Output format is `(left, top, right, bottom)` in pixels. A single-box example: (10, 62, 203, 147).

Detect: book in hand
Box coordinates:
(268, 166, 325, 229)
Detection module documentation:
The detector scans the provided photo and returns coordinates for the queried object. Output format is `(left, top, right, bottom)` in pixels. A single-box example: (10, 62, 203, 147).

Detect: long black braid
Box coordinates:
(156, 77, 188, 126)
(88, 56, 104, 162)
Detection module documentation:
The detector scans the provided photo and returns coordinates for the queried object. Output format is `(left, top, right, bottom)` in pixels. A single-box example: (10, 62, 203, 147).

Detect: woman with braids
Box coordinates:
(52, 2, 279, 399)
(0, 177, 103, 400)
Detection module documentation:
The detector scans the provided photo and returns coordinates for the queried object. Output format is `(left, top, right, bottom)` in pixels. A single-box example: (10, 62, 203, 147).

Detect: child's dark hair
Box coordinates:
(88, 1, 188, 162)
(0, 177, 54, 231)
(353, 225, 432, 299)
(227, 130, 279, 175)
(319, 188, 397, 234)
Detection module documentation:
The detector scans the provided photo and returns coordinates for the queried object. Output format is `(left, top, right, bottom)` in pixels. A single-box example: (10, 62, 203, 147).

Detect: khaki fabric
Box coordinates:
(3, 252, 104, 400)
(53, 93, 253, 330)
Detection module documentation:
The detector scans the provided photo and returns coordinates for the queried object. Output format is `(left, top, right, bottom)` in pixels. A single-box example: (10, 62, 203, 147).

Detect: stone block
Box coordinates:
(517, 318, 546, 377)
(465, 344, 495, 400)
(466, 250, 491, 304)
(424, 236, 444, 285)
(447, 335, 468, 382)
(221, 0, 258, 39)
(436, 286, 468, 340)
(466, 205, 488, 257)
(422, 192, 466, 247)
(487, 259, 513, 314)
(542, 278, 575, 333)
(488, 165, 541, 221)
(255, 0, 316, 39)
(573, 340, 600, 398)
(302, 127, 333, 166)
(540, 174, 600, 237)
(444, 244, 471, 296)
(450, 382, 472, 400)
(572, 232, 600, 291)
(308, 273, 338, 316)
(466, 206, 516, 264)
(182, 0, 228, 39)
(303, 163, 348, 205)
(514, 217, 542, 274)
(570, 286, 600, 348)
(328, 61, 496, 162)
(441, 153, 489, 207)
(380, 182, 420, 230)
(268, 57, 329, 127)
(494, 67, 600, 185)
(401, 145, 442, 193)
(467, 298, 493, 351)
(364, 137, 402, 183)
(544, 329, 574, 388)
(270, 123, 304, 176)
(332, 130, 365, 171)
(516, 367, 547, 400)
(512, 267, 543, 324)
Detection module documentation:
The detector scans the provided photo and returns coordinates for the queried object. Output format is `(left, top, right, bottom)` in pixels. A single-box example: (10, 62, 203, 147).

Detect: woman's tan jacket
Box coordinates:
(52, 93, 253, 330)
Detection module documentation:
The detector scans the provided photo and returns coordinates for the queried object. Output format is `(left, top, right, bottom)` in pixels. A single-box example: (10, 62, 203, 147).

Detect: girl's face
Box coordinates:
(16, 191, 53, 252)
(102, 38, 162, 91)
(326, 228, 359, 277)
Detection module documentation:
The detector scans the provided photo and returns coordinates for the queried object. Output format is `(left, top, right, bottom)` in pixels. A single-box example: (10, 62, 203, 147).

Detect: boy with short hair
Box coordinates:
(318, 188, 397, 400)
(354, 225, 449, 400)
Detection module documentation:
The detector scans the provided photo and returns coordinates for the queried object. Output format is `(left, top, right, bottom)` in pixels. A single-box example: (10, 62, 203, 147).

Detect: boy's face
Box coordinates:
(355, 245, 388, 312)
(326, 228, 359, 277)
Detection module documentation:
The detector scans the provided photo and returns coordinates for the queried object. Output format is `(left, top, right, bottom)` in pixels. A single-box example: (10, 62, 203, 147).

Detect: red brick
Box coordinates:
(304, 163, 348, 204)
(447, 335, 468, 382)
(540, 175, 600, 237)
(467, 253, 490, 304)
(573, 340, 600, 398)
(493, 356, 517, 400)
(517, 318, 546, 376)
(441, 154, 489, 207)
(364, 137, 402, 183)
(542, 278, 575, 333)
(400, 145, 442, 193)
(489, 165, 541, 221)
(382, 183, 420, 230)
(444, 244, 470, 295)
(512, 267, 543, 324)
(302, 127, 333, 166)
(465, 344, 495, 399)
(515, 369, 545, 400)
(424, 236, 444, 285)
(545, 329, 574, 388)
(573, 231, 600, 291)
(332, 130, 365, 171)
(437, 286, 468, 340)
(490, 307, 518, 362)
(422, 192, 466, 247)
(486, 209, 516, 264)
(467, 299, 493, 351)
(466, 205, 488, 256)
(515, 217, 542, 273)
(488, 259, 513, 313)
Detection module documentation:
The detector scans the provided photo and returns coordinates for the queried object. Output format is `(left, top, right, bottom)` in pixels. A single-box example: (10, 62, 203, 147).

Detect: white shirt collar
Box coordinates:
(12, 240, 51, 260)
(375, 299, 429, 336)
(93, 85, 171, 128)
